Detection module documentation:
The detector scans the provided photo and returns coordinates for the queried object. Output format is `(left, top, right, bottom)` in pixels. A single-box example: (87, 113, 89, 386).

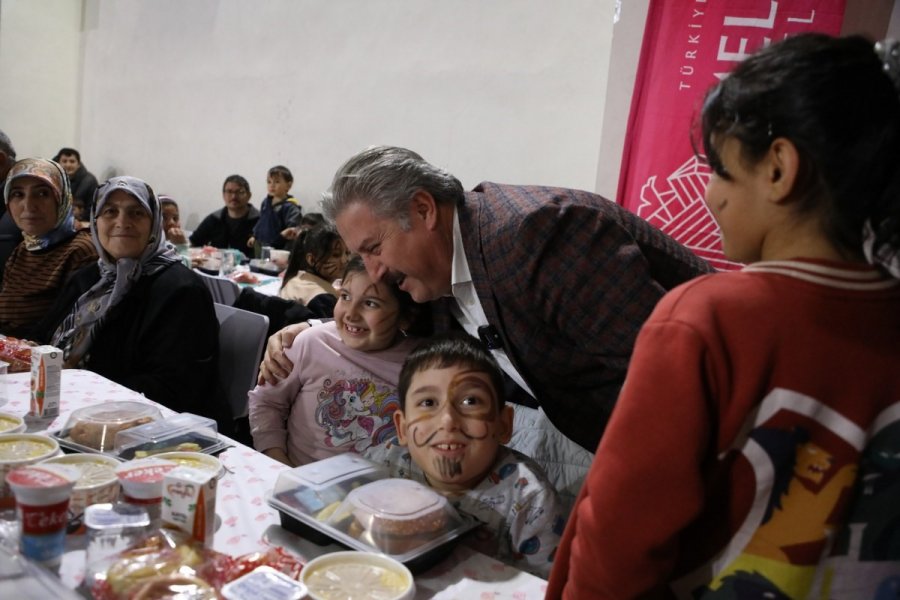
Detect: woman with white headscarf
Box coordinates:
(0, 158, 97, 337)
(37, 176, 220, 420)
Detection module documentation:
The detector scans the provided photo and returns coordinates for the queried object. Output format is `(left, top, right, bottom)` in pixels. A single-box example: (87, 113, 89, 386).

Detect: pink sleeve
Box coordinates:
(247, 335, 307, 453)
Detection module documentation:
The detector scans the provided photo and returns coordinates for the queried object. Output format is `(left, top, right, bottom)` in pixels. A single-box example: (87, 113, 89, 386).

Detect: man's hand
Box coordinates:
(257, 322, 309, 385)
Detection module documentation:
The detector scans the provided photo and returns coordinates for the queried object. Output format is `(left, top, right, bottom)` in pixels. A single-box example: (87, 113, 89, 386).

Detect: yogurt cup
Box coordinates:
(115, 457, 178, 520)
(6, 463, 79, 568)
(0, 434, 61, 509)
(43, 453, 121, 530)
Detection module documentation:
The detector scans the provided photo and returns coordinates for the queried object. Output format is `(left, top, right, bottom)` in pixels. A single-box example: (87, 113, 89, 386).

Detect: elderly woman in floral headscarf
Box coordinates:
(37, 176, 221, 421)
(0, 158, 97, 338)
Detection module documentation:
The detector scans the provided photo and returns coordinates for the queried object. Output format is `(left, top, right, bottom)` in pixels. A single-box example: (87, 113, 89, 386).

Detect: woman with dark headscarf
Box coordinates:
(37, 176, 220, 419)
(0, 158, 97, 337)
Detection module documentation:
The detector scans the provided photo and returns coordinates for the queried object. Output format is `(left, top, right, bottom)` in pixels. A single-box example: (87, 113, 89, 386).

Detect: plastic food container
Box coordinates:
(0, 433, 61, 509)
(114, 457, 179, 521)
(267, 455, 478, 573)
(42, 453, 121, 529)
(114, 413, 227, 460)
(53, 401, 162, 454)
(0, 411, 26, 434)
(220, 565, 307, 600)
(301, 551, 414, 600)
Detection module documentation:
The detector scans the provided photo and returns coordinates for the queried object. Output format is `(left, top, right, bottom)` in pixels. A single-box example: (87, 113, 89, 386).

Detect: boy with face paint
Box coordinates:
(364, 332, 565, 578)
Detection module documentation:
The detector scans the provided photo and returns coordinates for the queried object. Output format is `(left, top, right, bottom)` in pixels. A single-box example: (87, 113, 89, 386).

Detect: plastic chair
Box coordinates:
(214, 303, 269, 421)
(196, 270, 242, 306)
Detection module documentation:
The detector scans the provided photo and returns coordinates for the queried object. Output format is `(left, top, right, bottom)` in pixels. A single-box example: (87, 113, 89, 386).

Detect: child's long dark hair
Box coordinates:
(698, 34, 900, 265)
(281, 224, 343, 290)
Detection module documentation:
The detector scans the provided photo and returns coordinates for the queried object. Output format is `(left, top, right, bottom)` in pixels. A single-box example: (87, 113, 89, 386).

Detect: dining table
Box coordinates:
(0, 369, 549, 598)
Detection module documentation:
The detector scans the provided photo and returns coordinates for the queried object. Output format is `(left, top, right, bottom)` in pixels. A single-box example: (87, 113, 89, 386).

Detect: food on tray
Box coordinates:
(347, 479, 449, 553)
(70, 415, 155, 450)
(61, 401, 162, 452)
(133, 441, 202, 458)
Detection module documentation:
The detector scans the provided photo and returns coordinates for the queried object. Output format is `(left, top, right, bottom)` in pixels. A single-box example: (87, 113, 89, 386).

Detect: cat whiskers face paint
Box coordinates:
(396, 366, 513, 493)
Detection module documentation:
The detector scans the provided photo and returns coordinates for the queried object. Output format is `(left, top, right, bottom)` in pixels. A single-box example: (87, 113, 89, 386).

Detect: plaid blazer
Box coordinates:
(433, 182, 713, 451)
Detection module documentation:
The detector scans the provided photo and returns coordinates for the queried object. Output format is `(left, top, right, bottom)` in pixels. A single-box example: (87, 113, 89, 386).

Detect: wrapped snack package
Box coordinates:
(91, 528, 305, 600)
(0, 335, 35, 373)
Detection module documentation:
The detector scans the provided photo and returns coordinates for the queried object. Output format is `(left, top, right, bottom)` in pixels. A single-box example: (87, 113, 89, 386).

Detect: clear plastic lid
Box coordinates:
(113, 413, 226, 459)
(270, 454, 387, 520)
(267, 455, 478, 564)
(55, 401, 162, 453)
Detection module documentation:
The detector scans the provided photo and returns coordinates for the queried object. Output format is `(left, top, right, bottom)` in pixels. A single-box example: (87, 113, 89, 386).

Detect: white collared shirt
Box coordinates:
(448, 209, 535, 398)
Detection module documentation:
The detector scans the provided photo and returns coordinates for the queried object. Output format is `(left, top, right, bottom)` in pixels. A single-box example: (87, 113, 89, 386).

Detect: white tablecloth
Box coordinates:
(0, 370, 548, 598)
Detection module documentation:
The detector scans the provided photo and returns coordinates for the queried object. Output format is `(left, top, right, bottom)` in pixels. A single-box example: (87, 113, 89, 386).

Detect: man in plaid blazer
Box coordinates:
(261, 146, 713, 452)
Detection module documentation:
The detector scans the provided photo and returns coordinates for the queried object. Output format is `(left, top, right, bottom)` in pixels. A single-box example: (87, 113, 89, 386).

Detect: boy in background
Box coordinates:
(249, 164, 302, 252)
(365, 332, 565, 578)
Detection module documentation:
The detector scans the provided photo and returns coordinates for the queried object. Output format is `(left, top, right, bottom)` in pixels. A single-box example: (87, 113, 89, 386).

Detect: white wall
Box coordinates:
(1, 0, 618, 230)
(0, 0, 84, 161)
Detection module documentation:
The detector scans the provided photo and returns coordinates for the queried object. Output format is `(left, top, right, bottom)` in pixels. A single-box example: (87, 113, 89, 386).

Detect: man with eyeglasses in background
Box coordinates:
(190, 174, 260, 250)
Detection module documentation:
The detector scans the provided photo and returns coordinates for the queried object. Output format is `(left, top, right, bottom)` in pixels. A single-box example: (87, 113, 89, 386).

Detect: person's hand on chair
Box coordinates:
(258, 322, 309, 384)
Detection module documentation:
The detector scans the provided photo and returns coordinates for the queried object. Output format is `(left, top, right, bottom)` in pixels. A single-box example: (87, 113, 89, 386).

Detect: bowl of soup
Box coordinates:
(153, 451, 224, 479)
(42, 453, 121, 528)
(0, 411, 25, 434)
(0, 433, 61, 509)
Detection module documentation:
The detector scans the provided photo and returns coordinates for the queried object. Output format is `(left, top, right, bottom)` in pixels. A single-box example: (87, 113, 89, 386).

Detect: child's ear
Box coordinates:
(767, 137, 800, 204)
(305, 253, 316, 269)
(497, 405, 514, 444)
(393, 410, 409, 446)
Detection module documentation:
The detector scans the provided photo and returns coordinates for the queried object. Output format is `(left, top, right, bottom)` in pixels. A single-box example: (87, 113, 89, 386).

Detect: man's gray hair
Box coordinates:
(323, 146, 464, 230)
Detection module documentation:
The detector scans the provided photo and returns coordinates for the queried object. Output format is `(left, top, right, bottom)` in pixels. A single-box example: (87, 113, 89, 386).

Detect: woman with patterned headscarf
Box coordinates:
(37, 176, 221, 421)
(0, 158, 97, 337)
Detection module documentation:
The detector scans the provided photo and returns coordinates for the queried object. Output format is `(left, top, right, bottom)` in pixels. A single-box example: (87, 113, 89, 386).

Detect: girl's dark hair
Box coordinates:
(222, 174, 250, 194)
(281, 224, 344, 289)
(339, 254, 420, 334)
(699, 33, 900, 258)
(397, 332, 505, 412)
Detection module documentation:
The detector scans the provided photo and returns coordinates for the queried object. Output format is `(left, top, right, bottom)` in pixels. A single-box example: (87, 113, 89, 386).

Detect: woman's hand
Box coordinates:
(258, 322, 309, 384)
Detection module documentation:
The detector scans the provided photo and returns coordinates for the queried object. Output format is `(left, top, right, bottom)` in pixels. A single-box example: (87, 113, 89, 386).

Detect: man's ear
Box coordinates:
(497, 405, 514, 444)
(767, 137, 800, 204)
(409, 190, 439, 229)
(393, 410, 409, 446)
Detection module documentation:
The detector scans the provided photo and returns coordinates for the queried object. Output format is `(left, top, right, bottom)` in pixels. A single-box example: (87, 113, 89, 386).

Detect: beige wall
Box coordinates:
(1, 0, 617, 229)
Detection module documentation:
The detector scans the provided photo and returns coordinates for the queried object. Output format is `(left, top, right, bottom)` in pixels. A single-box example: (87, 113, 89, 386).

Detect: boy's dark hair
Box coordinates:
(398, 332, 505, 411)
(222, 174, 251, 194)
(268, 165, 293, 183)
(53, 147, 81, 162)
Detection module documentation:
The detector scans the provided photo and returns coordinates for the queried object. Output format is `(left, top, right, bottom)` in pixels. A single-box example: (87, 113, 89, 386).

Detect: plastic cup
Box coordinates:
(6, 463, 79, 568)
(114, 457, 179, 522)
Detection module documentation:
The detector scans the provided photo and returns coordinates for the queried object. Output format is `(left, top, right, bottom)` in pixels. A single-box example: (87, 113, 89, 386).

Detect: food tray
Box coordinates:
(248, 259, 284, 276)
(51, 401, 163, 457)
(114, 413, 230, 459)
(267, 455, 478, 573)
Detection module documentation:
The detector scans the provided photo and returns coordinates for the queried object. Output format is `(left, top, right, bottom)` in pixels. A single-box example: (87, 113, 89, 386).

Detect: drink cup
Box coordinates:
(6, 463, 79, 568)
(115, 457, 179, 523)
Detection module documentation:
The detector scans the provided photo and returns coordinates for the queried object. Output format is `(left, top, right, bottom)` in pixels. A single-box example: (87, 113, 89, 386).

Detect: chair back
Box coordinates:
(214, 303, 269, 420)
(197, 270, 241, 306)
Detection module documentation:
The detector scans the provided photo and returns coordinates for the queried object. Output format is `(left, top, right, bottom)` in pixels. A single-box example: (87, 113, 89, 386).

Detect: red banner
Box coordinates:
(617, 0, 846, 270)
